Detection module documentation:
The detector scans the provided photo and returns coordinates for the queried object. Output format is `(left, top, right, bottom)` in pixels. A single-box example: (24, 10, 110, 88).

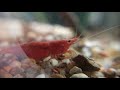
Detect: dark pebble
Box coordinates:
(72, 54, 101, 71)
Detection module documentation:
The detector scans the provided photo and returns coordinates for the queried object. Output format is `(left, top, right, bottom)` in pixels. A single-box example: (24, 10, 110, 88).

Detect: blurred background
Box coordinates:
(0, 12, 120, 28)
(0, 12, 120, 41)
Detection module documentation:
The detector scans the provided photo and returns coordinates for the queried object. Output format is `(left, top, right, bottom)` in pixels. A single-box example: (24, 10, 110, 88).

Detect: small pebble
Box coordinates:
(36, 74, 46, 78)
(25, 68, 40, 78)
(13, 74, 24, 78)
(70, 73, 89, 78)
(43, 56, 51, 61)
(0, 69, 13, 78)
(82, 47, 92, 57)
(44, 35, 54, 41)
(69, 66, 82, 75)
(10, 67, 24, 76)
(50, 59, 59, 67)
(21, 63, 30, 69)
(27, 32, 37, 39)
(51, 74, 66, 78)
(67, 61, 76, 70)
(101, 68, 117, 78)
(0, 41, 9, 47)
(9, 60, 21, 68)
(64, 48, 79, 59)
(3, 66, 13, 72)
(111, 56, 120, 69)
(116, 69, 120, 77)
(84, 71, 105, 78)
(59, 69, 66, 76)
(62, 59, 71, 64)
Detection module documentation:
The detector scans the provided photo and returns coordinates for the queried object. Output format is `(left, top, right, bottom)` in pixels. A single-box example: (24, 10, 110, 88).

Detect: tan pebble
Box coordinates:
(27, 31, 37, 37)
(91, 71, 105, 78)
(59, 69, 66, 76)
(69, 66, 82, 75)
(9, 60, 21, 68)
(111, 64, 120, 70)
(36, 36, 44, 41)
(64, 48, 79, 59)
(0, 41, 9, 47)
(83, 71, 92, 77)
(3, 66, 13, 72)
(43, 56, 51, 61)
(0, 69, 13, 78)
(67, 61, 76, 70)
(21, 63, 30, 69)
(51, 74, 66, 78)
(102, 68, 117, 78)
(116, 69, 120, 77)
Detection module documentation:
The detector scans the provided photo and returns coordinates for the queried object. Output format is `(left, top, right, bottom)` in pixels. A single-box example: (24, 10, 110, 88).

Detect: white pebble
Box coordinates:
(82, 47, 92, 57)
(53, 25, 74, 39)
(70, 73, 89, 78)
(30, 22, 54, 35)
(36, 74, 46, 78)
(62, 59, 71, 64)
(45, 35, 54, 41)
(50, 59, 59, 66)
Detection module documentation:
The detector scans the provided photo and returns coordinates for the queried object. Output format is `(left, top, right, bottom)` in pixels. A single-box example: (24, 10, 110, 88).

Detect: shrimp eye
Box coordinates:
(68, 40, 71, 43)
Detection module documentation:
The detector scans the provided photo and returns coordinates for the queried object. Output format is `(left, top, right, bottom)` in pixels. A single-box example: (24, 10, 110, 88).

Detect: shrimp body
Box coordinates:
(0, 36, 79, 61)
(21, 42, 50, 60)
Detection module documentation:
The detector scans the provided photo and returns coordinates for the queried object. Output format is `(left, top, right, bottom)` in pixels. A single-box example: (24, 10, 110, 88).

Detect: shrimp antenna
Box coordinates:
(74, 26, 78, 37)
(79, 25, 120, 41)
(74, 26, 83, 38)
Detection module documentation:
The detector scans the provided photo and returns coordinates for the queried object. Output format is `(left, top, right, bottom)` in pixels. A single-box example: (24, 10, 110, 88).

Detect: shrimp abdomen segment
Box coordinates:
(21, 42, 50, 60)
